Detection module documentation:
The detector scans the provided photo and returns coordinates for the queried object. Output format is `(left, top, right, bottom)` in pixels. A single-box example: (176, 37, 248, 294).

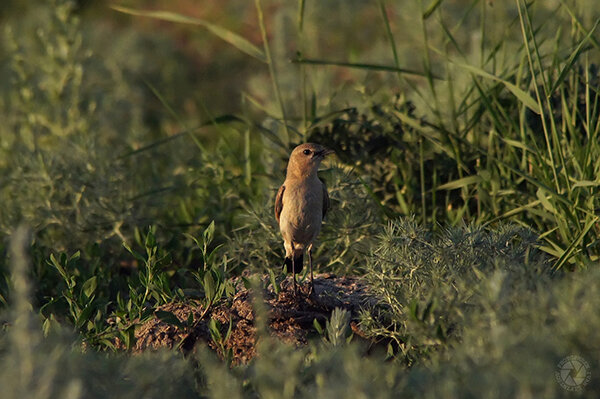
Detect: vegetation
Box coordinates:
(1, 0, 599, 397)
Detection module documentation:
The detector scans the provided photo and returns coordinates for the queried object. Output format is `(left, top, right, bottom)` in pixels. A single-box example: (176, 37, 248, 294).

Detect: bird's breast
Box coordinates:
(279, 180, 324, 244)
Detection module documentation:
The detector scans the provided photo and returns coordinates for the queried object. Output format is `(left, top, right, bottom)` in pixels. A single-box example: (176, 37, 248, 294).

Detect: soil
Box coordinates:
(116, 273, 378, 364)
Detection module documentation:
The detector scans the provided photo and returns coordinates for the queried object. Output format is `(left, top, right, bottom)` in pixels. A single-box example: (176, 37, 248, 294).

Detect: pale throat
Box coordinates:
(286, 164, 320, 180)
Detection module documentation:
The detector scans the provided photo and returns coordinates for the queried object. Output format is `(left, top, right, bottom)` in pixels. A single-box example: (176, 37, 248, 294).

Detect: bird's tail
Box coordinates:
(284, 253, 304, 273)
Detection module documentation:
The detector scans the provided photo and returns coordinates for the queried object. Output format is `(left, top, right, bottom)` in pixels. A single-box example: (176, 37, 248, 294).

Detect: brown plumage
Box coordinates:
(275, 143, 333, 295)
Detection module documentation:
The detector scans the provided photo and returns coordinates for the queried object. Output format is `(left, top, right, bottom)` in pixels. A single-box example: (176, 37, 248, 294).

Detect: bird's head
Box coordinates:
(286, 143, 334, 178)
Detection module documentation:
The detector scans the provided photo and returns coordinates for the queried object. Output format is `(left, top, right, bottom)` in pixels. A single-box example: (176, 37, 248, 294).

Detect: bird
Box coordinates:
(275, 143, 334, 296)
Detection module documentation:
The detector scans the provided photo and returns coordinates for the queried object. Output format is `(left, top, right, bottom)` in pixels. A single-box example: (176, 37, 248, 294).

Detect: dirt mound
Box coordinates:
(119, 273, 377, 364)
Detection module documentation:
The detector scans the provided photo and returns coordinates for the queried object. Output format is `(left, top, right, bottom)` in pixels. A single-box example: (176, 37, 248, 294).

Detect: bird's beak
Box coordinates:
(318, 148, 335, 157)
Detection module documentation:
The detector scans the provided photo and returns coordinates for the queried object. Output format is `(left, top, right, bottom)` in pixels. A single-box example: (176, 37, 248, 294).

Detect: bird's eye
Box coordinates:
(303, 149, 311, 155)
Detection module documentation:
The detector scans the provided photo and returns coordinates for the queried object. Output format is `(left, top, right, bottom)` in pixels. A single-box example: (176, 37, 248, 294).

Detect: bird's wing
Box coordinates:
(275, 184, 285, 223)
(321, 179, 330, 219)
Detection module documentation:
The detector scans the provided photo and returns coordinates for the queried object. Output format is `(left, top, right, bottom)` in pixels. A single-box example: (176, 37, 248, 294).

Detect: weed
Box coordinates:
(123, 226, 173, 317)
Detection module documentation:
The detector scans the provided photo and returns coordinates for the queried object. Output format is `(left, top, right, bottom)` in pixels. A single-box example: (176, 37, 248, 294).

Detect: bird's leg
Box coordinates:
(291, 243, 297, 296)
(308, 244, 314, 295)
(292, 260, 298, 296)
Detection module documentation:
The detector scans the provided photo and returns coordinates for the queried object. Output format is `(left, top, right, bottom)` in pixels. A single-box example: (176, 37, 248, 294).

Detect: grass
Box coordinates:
(0, 0, 599, 397)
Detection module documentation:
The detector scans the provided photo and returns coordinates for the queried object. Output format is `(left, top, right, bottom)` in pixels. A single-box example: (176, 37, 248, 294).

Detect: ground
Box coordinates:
(117, 273, 378, 364)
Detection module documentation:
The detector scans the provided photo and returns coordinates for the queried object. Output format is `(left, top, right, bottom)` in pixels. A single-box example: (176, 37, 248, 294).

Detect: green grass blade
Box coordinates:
(549, 18, 600, 94)
(142, 78, 206, 152)
(111, 6, 266, 62)
(118, 115, 244, 158)
(297, 0, 306, 31)
(378, 0, 401, 73)
(357, 176, 394, 218)
(254, 0, 290, 141)
(242, 92, 301, 142)
(297, 0, 308, 132)
(292, 56, 440, 79)
(436, 175, 482, 191)
(444, 57, 540, 113)
(572, 180, 600, 188)
(483, 199, 543, 226)
(307, 108, 357, 130)
(554, 215, 599, 270)
(423, 0, 444, 19)
(558, 0, 600, 50)
(536, 188, 555, 213)
(378, 0, 432, 114)
(500, 137, 537, 154)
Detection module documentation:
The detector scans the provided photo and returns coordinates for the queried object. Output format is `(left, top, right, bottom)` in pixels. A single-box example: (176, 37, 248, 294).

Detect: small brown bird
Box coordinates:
(275, 143, 333, 295)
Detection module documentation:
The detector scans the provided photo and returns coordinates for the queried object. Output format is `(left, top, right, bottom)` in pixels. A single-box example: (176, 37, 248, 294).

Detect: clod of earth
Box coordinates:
(115, 273, 378, 364)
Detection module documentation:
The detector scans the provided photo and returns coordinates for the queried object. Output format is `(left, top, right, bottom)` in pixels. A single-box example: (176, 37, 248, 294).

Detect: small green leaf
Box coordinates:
(241, 276, 251, 289)
(208, 318, 222, 341)
(386, 342, 395, 359)
(313, 318, 324, 335)
(49, 253, 68, 281)
(268, 269, 280, 294)
(215, 277, 226, 299)
(225, 281, 236, 298)
(122, 242, 146, 263)
(120, 326, 136, 350)
(155, 310, 184, 328)
(69, 250, 81, 262)
(76, 304, 94, 329)
(42, 317, 52, 337)
(203, 221, 215, 246)
(140, 307, 155, 322)
(204, 272, 216, 303)
(206, 244, 224, 265)
(82, 276, 97, 299)
(184, 232, 202, 250)
(224, 317, 233, 342)
(145, 228, 156, 249)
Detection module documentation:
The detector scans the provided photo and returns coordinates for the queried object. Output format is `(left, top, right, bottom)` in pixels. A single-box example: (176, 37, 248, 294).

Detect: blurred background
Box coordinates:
(0, 2, 600, 397)
(1, 0, 599, 265)
(1, 0, 600, 271)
